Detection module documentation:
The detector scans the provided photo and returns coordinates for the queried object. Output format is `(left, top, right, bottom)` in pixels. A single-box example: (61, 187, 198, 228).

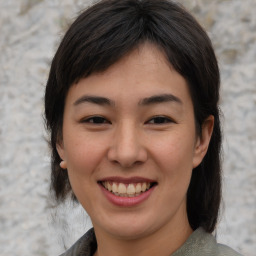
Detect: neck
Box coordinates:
(93, 217, 192, 256)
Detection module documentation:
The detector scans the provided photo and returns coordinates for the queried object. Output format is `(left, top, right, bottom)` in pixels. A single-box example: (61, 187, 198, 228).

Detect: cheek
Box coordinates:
(64, 133, 108, 178)
(150, 132, 195, 199)
(150, 131, 195, 173)
(64, 138, 106, 204)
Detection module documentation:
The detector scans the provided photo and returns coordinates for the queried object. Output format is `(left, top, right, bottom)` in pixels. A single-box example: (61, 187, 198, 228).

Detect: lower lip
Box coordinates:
(99, 184, 156, 207)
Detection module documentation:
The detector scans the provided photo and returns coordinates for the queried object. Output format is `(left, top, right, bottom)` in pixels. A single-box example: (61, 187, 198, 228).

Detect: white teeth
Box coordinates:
(112, 182, 118, 193)
(118, 183, 126, 194)
(102, 181, 152, 197)
(127, 184, 136, 194)
(107, 182, 112, 192)
(135, 183, 142, 193)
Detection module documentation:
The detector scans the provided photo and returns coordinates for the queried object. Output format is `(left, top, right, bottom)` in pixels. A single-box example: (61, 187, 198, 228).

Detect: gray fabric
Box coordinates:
(59, 228, 97, 256)
(59, 227, 242, 256)
(171, 228, 242, 256)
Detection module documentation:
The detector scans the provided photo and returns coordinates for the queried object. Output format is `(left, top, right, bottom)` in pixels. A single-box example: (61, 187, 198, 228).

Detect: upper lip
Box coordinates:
(99, 176, 157, 184)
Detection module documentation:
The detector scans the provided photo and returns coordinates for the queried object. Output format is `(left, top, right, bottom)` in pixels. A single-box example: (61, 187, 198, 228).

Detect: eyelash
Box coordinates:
(146, 116, 174, 124)
(81, 116, 111, 124)
(81, 115, 174, 125)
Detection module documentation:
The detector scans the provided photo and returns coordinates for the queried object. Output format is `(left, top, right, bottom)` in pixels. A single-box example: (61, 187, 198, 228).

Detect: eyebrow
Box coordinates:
(73, 95, 115, 106)
(139, 94, 182, 105)
(73, 93, 182, 107)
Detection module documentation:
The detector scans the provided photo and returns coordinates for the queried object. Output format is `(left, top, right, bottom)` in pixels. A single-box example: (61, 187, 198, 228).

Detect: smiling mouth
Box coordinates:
(99, 181, 157, 197)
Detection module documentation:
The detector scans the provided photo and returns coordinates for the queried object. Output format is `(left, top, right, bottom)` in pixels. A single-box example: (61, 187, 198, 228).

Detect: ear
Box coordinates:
(56, 139, 66, 162)
(192, 115, 214, 168)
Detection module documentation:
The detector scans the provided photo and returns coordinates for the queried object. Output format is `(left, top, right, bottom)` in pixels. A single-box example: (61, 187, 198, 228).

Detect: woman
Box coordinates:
(44, 0, 242, 255)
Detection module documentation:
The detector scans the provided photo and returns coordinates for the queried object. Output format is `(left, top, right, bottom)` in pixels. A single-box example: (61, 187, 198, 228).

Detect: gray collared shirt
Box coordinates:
(60, 227, 242, 256)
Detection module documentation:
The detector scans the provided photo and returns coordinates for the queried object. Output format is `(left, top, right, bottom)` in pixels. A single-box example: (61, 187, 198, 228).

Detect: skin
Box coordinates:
(57, 43, 214, 256)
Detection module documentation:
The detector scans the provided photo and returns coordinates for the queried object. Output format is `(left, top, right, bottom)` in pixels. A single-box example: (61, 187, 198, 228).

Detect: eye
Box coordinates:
(146, 116, 174, 124)
(82, 116, 110, 124)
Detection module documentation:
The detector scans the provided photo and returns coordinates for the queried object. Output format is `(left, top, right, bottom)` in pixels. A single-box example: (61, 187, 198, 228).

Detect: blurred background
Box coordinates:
(0, 0, 255, 255)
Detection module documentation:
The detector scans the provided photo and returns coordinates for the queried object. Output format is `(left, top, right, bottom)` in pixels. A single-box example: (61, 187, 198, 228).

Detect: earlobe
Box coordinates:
(60, 160, 67, 169)
(192, 115, 214, 168)
(56, 142, 67, 169)
(56, 141, 66, 165)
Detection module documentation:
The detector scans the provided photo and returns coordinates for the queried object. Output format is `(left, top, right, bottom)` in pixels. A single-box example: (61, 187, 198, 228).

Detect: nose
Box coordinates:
(107, 121, 148, 168)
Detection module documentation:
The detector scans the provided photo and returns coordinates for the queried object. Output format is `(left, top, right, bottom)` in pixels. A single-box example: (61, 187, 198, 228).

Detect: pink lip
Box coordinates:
(98, 181, 157, 207)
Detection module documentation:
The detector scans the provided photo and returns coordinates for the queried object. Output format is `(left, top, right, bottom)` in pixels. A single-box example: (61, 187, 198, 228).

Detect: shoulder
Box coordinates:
(59, 228, 97, 256)
(171, 227, 243, 256)
(217, 243, 242, 256)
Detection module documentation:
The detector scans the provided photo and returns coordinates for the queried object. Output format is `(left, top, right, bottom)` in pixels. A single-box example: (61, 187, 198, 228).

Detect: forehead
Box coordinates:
(96, 43, 171, 80)
(67, 43, 192, 108)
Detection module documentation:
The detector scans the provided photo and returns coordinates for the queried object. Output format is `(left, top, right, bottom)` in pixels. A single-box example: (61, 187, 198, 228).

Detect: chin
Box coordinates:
(100, 215, 157, 240)
(109, 226, 152, 240)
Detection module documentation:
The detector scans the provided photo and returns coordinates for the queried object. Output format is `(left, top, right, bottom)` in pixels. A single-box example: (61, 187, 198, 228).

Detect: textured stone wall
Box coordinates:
(0, 0, 255, 255)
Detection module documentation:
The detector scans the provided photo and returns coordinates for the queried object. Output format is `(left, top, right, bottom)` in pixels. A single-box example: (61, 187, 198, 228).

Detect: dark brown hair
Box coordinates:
(45, 0, 222, 233)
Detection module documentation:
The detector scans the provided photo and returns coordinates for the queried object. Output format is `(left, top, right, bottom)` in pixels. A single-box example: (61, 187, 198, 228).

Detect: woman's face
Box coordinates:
(57, 43, 213, 240)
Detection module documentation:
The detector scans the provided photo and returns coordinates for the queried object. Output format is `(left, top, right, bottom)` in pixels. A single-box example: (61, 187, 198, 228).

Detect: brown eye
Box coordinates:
(147, 116, 173, 124)
(82, 116, 110, 124)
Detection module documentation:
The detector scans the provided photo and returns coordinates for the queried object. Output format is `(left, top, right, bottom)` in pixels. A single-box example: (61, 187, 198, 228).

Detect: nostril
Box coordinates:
(107, 135, 148, 167)
(134, 160, 144, 166)
(111, 160, 120, 165)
